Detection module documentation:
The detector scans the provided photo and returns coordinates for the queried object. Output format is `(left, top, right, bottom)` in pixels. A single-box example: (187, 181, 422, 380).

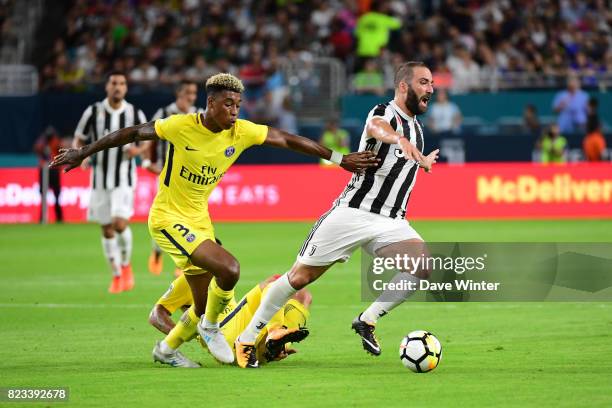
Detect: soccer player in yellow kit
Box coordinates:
(149, 273, 311, 366)
(51, 73, 378, 367)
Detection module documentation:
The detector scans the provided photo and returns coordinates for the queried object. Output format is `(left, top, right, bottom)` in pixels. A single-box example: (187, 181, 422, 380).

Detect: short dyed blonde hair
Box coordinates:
(205, 73, 244, 94)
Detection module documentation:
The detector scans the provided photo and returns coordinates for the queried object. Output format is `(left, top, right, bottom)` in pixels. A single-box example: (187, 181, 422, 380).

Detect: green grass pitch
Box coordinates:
(1, 220, 611, 407)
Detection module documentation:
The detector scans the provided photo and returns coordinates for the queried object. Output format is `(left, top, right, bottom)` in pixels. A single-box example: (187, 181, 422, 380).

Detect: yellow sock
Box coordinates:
(266, 308, 285, 331)
(283, 299, 309, 328)
(204, 279, 234, 325)
(164, 306, 198, 350)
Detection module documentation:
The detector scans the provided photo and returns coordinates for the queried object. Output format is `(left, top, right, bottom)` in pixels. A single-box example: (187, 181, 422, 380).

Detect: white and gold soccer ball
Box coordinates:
(399, 330, 442, 373)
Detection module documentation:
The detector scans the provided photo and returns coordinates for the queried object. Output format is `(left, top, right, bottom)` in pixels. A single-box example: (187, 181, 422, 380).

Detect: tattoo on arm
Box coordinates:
(81, 121, 159, 159)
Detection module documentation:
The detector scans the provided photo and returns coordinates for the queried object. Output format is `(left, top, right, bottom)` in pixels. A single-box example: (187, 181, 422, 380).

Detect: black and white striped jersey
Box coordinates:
(75, 98, 147, 190)
(150, 103, 205, 167)
(334, 100, 424, 219)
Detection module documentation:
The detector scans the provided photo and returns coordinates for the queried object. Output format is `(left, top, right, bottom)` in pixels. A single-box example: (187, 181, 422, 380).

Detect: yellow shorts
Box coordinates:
(156, 274, 193, 314)
(148, 216, 215, 274)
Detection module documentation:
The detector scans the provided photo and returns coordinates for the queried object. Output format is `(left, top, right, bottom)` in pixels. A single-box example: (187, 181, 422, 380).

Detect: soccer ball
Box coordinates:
(399, 330, 442, 373)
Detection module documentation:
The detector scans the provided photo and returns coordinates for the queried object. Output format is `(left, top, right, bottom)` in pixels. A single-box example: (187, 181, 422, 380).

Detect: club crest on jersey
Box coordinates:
(185, 233, 196, 243)
(225, 146, 235, 157)
(394, 148, 403, 158)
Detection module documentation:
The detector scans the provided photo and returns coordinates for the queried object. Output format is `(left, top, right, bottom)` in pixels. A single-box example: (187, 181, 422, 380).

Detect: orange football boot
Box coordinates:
(148, 252, 163, 275)
(108, 276, 123, 294)
(121, 263, 134, 291)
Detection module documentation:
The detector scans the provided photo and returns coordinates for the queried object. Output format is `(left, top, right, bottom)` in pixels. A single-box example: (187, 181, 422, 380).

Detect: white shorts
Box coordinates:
(297, 206, 422, 266)
(87, 187, 134, 225)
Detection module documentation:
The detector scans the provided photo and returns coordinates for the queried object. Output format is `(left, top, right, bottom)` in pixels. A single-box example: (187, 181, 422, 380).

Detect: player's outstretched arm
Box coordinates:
(263, 127, 379, 173)
(50, 122, 159, 172)
(367, 117, 428, 164)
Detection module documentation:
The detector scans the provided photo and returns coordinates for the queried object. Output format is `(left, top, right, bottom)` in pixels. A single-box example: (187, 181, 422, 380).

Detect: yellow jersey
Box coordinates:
(151, 113, 268, 225)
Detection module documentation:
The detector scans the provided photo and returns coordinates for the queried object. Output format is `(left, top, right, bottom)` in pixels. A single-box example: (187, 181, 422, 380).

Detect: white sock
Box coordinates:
(201, 318, 218, 330)
(116, 226, 132, 266)
(361, 272, 419, 324)
(239, 273, 297, 343)
(160, 340, 174, 354)
(101, 237, 121, 277)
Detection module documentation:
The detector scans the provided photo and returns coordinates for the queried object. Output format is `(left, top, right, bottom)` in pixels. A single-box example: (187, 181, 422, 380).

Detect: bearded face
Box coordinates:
(405, 84, 431, 115)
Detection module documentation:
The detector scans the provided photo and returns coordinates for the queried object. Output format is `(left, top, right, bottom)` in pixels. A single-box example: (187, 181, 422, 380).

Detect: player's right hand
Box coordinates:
(340, 151, 379, 174)
(398, 137, 426, 163)
(49, 147, 84, 172)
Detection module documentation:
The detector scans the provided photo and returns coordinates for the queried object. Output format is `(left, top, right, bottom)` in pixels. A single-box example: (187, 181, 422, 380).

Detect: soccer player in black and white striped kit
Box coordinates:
(142, 80, 205, 276)
(73, 71, 147, 293)
(235, 62, 440, 368)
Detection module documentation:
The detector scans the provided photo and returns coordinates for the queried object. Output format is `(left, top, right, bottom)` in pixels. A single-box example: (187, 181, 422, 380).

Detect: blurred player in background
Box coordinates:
(143, 80, 205, 276)
(149, 273, 311, 367)
(236, 62, 439, 368)
(73, 71, 147, 293)
(51, 73, 377, 368)
(538, 124, 567, 164)
(34, 125, 64, 223)
(319, 118, 350, 166)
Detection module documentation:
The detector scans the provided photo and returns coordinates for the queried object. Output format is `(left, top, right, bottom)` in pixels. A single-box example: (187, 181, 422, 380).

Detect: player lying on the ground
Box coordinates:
(234, 61, 439, 368)
(50, 73, 377, 367)
(149, 274, 311, 367)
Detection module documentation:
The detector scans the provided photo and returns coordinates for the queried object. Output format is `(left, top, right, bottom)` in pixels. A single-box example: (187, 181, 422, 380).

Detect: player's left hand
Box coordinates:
(341, 151, 379, 174)
(419, 149, 439, 173)
(50, 148, 84, 172)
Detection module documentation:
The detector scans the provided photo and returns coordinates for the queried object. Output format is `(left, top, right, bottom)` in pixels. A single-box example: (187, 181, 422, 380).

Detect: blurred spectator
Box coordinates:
(552, 74, 589, 134)
(311, 1, 335, 39)
(571, 51, 598, 87)
(130, 58, 159, 85)
(352, 59, 385, 95)
(240, 51, 267, 95)
(249, 91, 277, 124)
(522, 104, 541, 135)
(329, 17, 354, 60)
(276, 96, 298, 135)
(537, 124, 567, 164)
(185, 55, 217, 83)
(39, 0, 612, 93)
(55, 54, 85, 91)
(583, 117, 606, 162)
(319, 119, 350, 166)
(427, 88, 462, 134)
(33, 126, 64, 223)
(447, 46, 481, 93)
(336, 0, 358, 31)
(265, 56, 288, 113)
(160, 56, 186, 85)
(355, 1, 401, 60)
(586, 96, 599, 126)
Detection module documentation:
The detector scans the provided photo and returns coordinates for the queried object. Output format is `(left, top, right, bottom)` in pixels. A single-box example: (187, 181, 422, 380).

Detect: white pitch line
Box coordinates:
(0, 303, 151, 309)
